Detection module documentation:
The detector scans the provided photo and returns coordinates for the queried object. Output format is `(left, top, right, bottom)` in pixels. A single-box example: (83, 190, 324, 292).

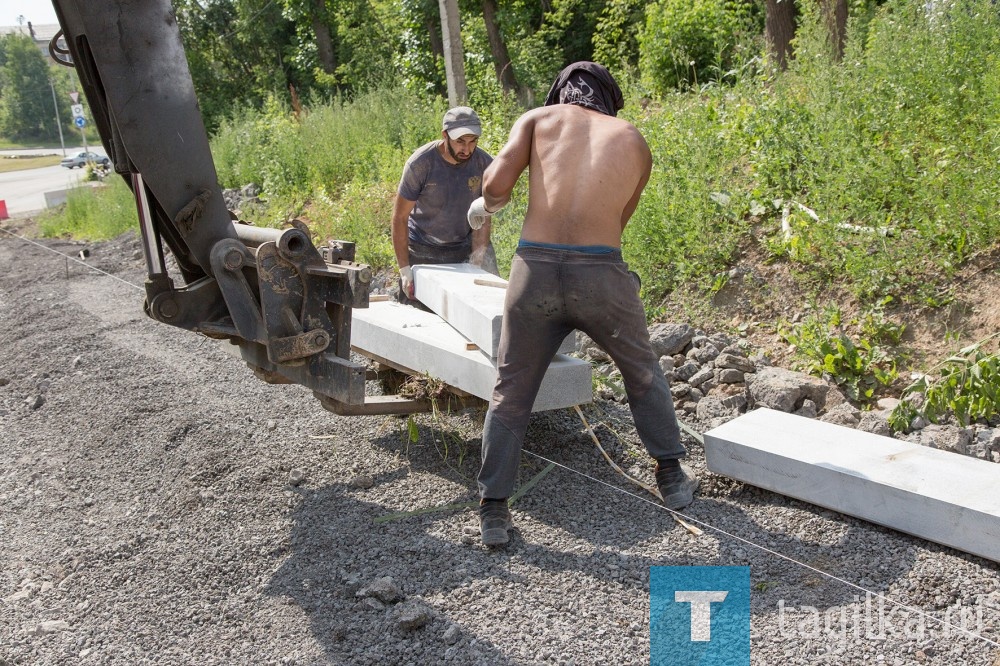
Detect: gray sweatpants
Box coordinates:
(478, 246, 686, 500)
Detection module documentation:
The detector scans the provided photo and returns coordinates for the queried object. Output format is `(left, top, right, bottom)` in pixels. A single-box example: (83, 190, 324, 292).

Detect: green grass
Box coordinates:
(38, 177, 138, 240)
(0, 155, 61, 172)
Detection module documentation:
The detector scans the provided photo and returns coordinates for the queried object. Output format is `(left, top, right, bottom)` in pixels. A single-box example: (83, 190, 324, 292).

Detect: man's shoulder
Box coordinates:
(405, 141, 442, 167)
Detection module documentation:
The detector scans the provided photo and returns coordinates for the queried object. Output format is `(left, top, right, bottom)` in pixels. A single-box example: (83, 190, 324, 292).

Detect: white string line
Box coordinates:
(0, 226, 145, 292)
(521, 448, 1000, 648)
(4, 227, 998, 647)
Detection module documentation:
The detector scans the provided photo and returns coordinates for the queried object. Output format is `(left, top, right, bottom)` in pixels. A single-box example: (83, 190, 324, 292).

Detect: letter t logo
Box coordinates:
(675, 590, 729, 641)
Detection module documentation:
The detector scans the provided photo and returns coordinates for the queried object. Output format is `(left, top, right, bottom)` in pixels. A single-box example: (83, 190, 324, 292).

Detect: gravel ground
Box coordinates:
(1, 229, 999, 666)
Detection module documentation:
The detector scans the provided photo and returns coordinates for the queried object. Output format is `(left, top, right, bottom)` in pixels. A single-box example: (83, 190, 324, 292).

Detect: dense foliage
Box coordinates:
(0, 32, 78, 143)
(167, 0, 776, 131)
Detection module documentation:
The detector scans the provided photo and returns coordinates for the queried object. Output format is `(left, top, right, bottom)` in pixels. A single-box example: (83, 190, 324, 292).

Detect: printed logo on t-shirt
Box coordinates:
(467, 176, 482, 192)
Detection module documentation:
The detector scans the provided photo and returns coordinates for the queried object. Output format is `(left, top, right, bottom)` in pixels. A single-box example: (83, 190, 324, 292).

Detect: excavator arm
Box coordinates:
(48, 0, 437, 415)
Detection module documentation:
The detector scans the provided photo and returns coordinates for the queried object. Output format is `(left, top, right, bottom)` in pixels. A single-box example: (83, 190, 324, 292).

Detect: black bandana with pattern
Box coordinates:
(543, 62, 624, 117)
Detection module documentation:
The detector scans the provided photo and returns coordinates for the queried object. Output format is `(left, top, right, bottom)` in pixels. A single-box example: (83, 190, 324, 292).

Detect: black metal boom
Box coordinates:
(49, 0, 431, 415)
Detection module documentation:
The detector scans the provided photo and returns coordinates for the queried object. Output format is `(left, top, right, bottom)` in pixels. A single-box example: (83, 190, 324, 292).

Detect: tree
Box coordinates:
(0, 33, 58, 141)
(395, 0, 447, 97)
(640, 0, 757, 94)
(439, 0, 467, 104)
(592, 0, 646, 69)
(309, 0, 337, 75)
(481, 0, 527, 102)
(821, 0, 847, 61)
(765, 0, 797, 70)
(325, 0, 397, 89)
(175, 0, 299, 132)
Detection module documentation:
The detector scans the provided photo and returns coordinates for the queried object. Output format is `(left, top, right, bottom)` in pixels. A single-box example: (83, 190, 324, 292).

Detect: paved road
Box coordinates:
(0, 145, 109, 218)
(0, 163, 89, 218)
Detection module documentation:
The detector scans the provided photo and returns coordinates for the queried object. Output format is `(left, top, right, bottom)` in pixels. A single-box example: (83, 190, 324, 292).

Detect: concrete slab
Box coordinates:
(43, 188, 70, 208)
(411, 263, 574, 358)
(43, 181, 103, 209)
(352, 301, 592, 412)
(703, 408, 1000, 563)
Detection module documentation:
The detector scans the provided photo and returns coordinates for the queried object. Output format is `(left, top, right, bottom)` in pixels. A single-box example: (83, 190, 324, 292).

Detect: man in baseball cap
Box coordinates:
(391, 106, 498, 306)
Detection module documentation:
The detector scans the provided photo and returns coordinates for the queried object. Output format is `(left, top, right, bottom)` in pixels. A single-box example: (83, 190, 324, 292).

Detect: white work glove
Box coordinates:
(400, 266, 414, 298)
(467, 197, 491, 230)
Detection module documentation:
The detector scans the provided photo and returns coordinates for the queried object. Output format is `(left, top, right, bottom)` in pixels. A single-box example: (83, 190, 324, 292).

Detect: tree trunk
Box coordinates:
(821, 0, 848, 61)
(765, 0, 797, 70)
(311, 0, 337, 75)
(426, 16, 443, 59)
(481, 0, 526, 103)
(438, 0, 467, 105)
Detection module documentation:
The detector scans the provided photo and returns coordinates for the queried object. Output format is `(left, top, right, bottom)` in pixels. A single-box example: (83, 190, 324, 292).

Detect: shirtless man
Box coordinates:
(467, 62, 698, 546)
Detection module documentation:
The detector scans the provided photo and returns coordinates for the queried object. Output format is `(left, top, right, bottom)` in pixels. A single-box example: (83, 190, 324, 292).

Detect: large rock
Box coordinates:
(578, 334, 611, 363)
(819, 402, 861, 427)
(857, 411, 892, 437)
(715, 352, 755, 373)
(394, 600, 434, 630)
(648, 323, 694, 357)
(356, 576, 403, 604)
(904, 424, 972, 456)
(695, 393, 747, 422)
(747, 366, 831, 413)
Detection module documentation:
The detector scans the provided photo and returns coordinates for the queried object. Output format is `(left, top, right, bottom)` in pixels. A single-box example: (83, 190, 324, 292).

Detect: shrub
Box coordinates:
(780, 305, 900, 403)
(638, 0, 758, 94)
(308, 177, 396, 269)
(889, 335, 1000, 430)
(39, 178, 137, 241)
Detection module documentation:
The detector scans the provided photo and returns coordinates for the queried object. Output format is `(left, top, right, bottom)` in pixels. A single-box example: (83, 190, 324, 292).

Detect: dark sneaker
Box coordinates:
(479, 499, 513, 546)
(655, 463, 699, 510)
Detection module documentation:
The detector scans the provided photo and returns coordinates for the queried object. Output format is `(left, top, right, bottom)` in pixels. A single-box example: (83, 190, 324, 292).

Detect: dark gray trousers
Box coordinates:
(478, 246, 686, 500)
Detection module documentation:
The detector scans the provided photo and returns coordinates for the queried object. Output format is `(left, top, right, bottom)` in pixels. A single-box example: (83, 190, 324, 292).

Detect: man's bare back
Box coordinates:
(482, 104, 652, 248)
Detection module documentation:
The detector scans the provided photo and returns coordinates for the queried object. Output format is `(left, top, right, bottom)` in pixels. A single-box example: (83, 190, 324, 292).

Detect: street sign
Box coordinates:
(74, 116, 86, 129)
(71, 104, 85, 118)
(69, 91, 80, 104)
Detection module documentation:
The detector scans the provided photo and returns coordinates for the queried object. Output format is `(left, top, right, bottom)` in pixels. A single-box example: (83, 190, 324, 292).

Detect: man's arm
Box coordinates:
(620, 135, 653, 230)
(391, 192, 416, 269)
(482, 112, 537, 212)
(469, 218, 492, 266)
(391, 192, 417, 296)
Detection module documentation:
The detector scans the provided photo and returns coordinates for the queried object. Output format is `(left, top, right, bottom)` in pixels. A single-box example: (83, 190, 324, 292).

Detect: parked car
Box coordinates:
(60, 151, 111, 169)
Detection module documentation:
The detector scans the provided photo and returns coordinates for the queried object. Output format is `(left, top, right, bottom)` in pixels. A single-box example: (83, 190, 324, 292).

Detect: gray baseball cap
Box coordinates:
(442, 106, 482, 140)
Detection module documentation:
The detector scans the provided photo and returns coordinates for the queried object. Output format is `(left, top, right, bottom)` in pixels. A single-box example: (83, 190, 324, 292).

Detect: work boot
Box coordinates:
(655, 462, 699, 510)
(479, 499, 513, 546)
